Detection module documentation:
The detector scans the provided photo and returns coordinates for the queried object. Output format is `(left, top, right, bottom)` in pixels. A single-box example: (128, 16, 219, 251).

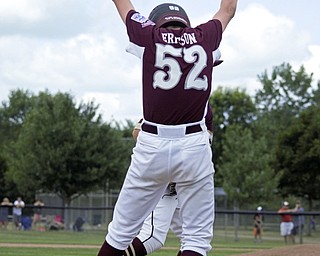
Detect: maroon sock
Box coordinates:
(124, 238, 147, 256)
(97, 241, 124, 256)
(181, 250, 202, 256)
(177, 250, 182, 256)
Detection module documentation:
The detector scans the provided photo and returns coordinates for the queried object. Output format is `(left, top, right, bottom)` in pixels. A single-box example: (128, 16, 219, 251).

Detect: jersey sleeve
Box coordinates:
(125, 10, 155, 48)
(197, 19, 223, 51)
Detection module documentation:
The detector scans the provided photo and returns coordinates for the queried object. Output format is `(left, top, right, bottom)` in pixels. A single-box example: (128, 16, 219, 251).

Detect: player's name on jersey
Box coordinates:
(161, 32, 197, 46)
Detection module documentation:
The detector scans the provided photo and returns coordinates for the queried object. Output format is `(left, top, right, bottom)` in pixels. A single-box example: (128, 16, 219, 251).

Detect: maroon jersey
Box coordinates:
(126, 10, 222, 125)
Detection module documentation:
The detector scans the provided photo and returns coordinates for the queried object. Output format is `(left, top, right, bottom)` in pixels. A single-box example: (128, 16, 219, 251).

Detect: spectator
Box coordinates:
(21, 215, 32, 230)
(13, 196, 25, 230)
(0, 197, 13, 230)
(73, 216, 85, 232)
(277, 201, 298, 244)
(32, 199, 45, 230)
(253, 206, 263, 243)
(311, 215, 316, 231)
(292, 200, 305, 243)
(48, 215, 64, 231)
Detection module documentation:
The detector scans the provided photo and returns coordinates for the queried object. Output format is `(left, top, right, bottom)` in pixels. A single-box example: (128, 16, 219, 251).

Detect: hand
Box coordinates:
(132, 122, 141, 141)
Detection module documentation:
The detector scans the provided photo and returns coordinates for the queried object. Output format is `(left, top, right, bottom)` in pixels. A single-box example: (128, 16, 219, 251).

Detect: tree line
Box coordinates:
(0, 62, 319, 210)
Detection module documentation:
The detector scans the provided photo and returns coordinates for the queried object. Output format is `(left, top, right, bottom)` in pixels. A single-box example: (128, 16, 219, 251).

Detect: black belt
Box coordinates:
(141, 123, 202, 135)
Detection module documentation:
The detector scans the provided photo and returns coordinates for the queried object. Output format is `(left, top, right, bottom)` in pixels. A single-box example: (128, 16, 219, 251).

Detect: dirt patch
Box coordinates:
(235, 244, 320, 256)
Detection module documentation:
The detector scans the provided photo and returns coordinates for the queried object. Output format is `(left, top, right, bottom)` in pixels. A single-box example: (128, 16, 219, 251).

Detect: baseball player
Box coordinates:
(126, 11, 222, 256)
(125, 52, 222, 256)
(126, 50, 222, 256)
(98, 1, 237, 256)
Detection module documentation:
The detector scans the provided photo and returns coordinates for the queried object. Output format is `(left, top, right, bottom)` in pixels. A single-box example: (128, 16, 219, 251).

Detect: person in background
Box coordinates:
(13, 196, 25, 230)
(292, 200, 305, 242)
(277, 201, 298, 244)
(32, 199, 45, 230)
(253, 206, 263, 243)
(311, 215, 316, 231)
(0, 197, 13, 230)
(48, 215, 64, 231)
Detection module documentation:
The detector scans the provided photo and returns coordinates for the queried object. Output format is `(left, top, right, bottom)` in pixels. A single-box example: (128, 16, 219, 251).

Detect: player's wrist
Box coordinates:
(134, 122, 141, 130)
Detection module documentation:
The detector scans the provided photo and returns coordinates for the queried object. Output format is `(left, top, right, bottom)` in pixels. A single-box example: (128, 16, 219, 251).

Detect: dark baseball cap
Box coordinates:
(148, 3, 191, 28)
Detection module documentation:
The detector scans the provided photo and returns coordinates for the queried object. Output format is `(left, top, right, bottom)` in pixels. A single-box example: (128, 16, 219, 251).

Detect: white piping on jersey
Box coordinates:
(126, 42, 145, 59)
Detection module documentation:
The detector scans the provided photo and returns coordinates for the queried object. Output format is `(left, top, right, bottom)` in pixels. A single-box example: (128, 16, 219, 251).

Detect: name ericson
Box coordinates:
(161, 33, 197, 46)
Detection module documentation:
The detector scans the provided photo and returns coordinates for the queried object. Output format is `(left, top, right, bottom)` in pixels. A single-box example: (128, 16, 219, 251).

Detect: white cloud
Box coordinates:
(304, 45, 320, 82)
(0, 30, 142, 122)
(213, 3, 314, 95)
(0, 33, 133, 89)
(0, 0, 44, 22)
(0, 0, 108, 38)
(82, 90, 142, 124)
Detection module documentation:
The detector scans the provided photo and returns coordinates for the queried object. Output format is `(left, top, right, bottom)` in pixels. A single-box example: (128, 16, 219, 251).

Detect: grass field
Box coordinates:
(0, 228, 319, 256)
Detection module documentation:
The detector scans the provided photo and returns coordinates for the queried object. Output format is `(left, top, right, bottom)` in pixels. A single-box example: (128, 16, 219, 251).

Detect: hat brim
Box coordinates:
(156, 14, 190, 28)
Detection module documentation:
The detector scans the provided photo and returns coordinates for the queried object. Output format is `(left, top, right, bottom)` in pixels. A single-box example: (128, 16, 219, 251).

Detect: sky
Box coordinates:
(0, 0, 319, 124)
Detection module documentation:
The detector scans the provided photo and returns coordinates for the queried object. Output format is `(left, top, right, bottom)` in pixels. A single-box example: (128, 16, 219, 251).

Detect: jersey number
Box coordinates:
(153, 44, 208, 90)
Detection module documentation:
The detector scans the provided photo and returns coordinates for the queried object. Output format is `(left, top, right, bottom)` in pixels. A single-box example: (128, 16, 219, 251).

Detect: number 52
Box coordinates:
(153, 43, 208, 91)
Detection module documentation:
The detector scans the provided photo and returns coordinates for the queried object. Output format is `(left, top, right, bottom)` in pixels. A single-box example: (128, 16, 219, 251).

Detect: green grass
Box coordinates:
(0, 228, 319, 256)
(0, 247, 95, 256)
(0, 229, 101, 245)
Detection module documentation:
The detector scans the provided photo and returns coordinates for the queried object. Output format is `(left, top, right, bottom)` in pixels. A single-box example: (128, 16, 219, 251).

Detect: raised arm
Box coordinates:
(213, 0, 238, 31)
(112, 0, 135, 24)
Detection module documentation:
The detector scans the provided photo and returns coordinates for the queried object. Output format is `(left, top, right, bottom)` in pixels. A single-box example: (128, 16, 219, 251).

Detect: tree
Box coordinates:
(255, 63, 320, 201)
(0, 154, 8, 198)
(209, 87, 256, 186)
(0, 89, 35, 141)
(5, 91, 128, 205)
(254, 62, 319, 148)
(275, 104, 320, 210)
(0, 89, 35, 199)
(256, 63, 317, 114)
(219, 125, 278, 208)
